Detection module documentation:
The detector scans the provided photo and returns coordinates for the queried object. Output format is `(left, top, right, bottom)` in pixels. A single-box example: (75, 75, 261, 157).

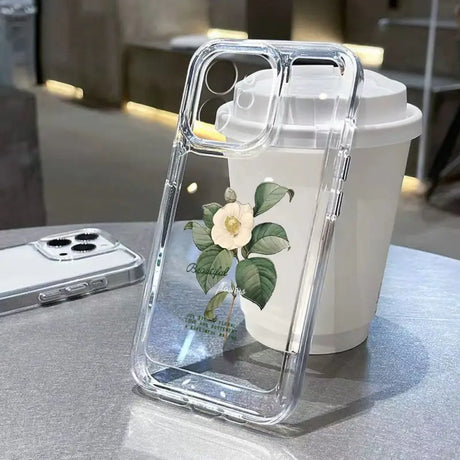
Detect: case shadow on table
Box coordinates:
(134, 313, 429, 446)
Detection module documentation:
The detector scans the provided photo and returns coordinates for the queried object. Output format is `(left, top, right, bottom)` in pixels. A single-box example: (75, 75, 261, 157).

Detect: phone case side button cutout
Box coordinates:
(334, 192, 344, 217)
(38, 290, 64, 303)
(65, 282, 89, 296)
(90, 278, 108, 291)
(341, 155, 351, 181)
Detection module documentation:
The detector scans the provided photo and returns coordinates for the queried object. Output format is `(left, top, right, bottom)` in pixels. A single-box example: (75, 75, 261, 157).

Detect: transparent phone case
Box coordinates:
(132, 40, 363, 425)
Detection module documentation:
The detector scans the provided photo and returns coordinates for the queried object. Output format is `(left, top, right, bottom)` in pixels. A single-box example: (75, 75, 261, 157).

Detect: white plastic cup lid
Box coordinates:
(216, 66, 422, 149)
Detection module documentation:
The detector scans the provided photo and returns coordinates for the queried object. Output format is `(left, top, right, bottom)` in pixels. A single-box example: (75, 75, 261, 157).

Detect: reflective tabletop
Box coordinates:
(0, 223, 458, 459)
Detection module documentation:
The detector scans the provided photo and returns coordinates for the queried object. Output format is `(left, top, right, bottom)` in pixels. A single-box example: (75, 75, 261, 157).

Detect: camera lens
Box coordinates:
(47, 238, 72, 248)
(71, 243, 97, 252)
(75, 232, 99, 241)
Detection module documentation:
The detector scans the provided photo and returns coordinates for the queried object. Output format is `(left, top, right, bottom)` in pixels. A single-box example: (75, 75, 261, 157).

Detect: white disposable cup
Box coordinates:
(218, 68, 422, 354)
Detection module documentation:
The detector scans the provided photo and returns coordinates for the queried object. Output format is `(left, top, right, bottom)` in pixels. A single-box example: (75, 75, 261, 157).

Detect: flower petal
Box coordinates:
(233, 228, 252, 247)
(212, 207, 227, 227)
(211, 226, 235, 250)
(238, 204, 254, 226)
(240, 213, 254, 228)
(239, 203, 253, 217)
(223, 201, 241, 217)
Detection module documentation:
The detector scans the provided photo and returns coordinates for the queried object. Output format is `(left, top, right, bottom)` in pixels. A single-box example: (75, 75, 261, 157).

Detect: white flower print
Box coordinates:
(211, 201, 254, 250)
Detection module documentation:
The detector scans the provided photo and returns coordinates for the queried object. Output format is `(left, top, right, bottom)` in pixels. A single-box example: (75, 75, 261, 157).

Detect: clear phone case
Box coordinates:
(0, 228, 145, 315)
(132, 40, 363, 425)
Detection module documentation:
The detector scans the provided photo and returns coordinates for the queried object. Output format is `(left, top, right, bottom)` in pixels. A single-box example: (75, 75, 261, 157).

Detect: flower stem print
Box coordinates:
(185, 182, 294, 338)
(224, 283, 237, 341)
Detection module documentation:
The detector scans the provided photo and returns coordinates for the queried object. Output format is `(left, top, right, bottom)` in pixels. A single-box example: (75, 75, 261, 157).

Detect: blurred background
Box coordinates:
(0, 0, 459, 258)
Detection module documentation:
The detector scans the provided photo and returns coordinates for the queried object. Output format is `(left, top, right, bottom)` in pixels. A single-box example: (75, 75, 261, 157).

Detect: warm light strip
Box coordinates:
(207, 28, 248, 40)
(194, 121, 226, 141)
(401, 175, 423, 193)
(45, 80, 84, 99)
(343, 44, 384, 68)
(125, 101, 178, 127)
(124, 101, 225, 141)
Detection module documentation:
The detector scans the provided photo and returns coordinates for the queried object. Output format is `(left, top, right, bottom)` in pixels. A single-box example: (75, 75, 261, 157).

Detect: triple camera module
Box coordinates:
(47, 233, 99, 253)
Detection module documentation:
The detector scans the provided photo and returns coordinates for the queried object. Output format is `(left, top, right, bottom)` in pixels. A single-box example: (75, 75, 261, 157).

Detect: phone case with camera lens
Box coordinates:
(132, 40, 363, 425)
(0, 228, 144, 314)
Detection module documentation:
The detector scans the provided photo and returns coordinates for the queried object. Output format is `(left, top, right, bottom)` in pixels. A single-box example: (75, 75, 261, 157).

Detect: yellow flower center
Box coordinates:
(224, 216, 241, 236)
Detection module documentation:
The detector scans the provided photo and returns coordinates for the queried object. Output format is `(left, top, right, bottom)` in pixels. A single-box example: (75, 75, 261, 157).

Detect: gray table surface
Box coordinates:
(0, 223, 459, 460)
